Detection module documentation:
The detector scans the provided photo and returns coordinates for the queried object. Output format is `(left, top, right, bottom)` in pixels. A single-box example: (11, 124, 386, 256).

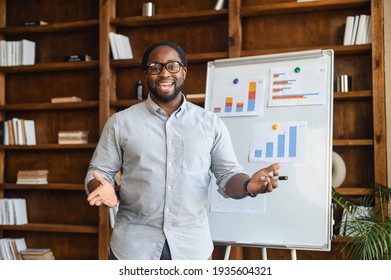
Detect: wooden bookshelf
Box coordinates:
(0, 0, 386, 260)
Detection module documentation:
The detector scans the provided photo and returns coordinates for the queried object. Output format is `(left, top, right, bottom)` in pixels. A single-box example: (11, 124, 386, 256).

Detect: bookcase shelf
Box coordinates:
(111, 9, 228, 27)
(0, 19, 99, 34)
(0, 101, 99, 111)
(0, 223, 98, 234)
(0, 144, 97, 150)
(0, 183, 85, 191)
(0, 61, 99, 73)
(0, 0, 386, 260)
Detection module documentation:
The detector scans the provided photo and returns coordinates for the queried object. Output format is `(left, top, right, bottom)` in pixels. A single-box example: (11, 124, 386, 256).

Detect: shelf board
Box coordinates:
(335, 187, 374, 195)
(0, 19, 99, 34)
(0, 183, 85, 191)
(0, 223, 98, 234)
(111, 52, 228, 68)
(0, 61, 99, 73)
(0, 143, 97, 150)
(0, 101, 99, 111)
(241, 44, 370, 58)
(111, 9, 228, 27)
(334, 90, 372, 99)
(333, 139, 373, 146)
(241, 0, 369, 17)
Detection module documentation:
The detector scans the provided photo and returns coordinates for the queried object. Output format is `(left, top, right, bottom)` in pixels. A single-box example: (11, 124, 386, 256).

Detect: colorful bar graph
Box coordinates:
(236, 102, 244, 112)
(247, 81, 256, 111)
(225, 97, 233, 113)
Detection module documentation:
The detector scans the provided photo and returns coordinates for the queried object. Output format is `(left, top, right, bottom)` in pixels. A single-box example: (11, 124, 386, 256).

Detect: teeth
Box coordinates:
(158, 82, 172, 86)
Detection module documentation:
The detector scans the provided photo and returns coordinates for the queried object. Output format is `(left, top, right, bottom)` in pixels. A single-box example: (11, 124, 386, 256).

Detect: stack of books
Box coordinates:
(0, 238, 27, 260)
(51, 96, 82, 103)
(58, 130, 89, 144)
(0, 118, 36, 145)
(0, 39, 35, 66)
(343, 14, 372, 46)
(0, 198, 28, 225)
(17, 169, 48, 185)
(20, 248, 55, 260)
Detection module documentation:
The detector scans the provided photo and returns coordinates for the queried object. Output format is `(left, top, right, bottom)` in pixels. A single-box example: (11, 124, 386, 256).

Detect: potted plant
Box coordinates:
(332, 184, 391, 260)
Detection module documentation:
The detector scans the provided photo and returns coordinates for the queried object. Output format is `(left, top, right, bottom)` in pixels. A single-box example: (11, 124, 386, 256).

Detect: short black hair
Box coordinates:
(141, 41, 187, 70)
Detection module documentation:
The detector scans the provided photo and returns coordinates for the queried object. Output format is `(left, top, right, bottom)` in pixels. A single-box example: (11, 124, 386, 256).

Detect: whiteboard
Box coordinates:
(205, 49, 334, 251)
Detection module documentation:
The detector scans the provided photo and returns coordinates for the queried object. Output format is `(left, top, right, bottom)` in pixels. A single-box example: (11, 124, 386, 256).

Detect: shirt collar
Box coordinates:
(146, 93, 188, 119)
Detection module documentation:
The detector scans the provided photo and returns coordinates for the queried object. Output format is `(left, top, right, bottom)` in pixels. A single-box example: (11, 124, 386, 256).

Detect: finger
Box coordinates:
(264, 163, 282, 174)
(93, 171, 106, 185)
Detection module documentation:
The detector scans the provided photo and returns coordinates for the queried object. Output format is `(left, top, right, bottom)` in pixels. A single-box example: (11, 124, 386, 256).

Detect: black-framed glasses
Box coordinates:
(145, 61, 185, 75)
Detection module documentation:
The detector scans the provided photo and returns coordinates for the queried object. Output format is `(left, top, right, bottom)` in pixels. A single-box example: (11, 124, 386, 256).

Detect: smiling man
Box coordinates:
(84, 41, 281, 260)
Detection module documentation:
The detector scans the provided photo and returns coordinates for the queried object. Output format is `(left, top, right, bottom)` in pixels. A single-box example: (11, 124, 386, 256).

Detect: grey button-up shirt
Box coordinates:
(85, 94, 245, 259)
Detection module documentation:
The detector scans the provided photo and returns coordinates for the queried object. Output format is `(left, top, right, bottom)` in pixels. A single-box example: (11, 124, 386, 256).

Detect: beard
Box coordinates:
(149, 81, 184, 103)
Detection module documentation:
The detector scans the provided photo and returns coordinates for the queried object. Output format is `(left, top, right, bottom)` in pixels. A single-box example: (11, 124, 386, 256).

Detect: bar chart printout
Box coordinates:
(249, 121, 307, 163)
(211, 78, 264, 117)
(268, 64, 328, 107)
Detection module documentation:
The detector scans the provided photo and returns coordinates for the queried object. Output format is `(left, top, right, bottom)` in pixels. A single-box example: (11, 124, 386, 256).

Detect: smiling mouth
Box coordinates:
(157, 81, 174, 91)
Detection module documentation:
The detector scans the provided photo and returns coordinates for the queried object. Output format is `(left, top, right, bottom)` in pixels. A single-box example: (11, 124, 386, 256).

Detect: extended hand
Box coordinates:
(87, 172, 118, 208)
(249, 163, 282, 194)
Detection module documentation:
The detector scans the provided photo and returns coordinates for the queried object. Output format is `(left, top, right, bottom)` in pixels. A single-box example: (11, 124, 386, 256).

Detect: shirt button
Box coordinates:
(166, 208, 170, 213)
(167, 185, 171, 190)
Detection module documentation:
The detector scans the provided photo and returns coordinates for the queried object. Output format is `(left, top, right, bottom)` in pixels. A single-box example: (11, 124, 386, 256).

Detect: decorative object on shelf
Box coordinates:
(332, 185, 391, 260)
(135, 80, 144, 100)
(64, 54, 93, 62)
(332, 151, 346, 188)
(214, 0, 225, 10)
(336, 75, 352, 92)
(20, 20, 48, 26)
(142, 2, 155, 17)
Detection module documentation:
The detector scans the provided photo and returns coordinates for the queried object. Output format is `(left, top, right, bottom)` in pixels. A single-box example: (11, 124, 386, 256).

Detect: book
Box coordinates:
(0, 120, 4, 145)
(355, 15, 368, 45)
(350, 15, 360, 45)
(64, 54, 93, 62)
(109, 32, 133, 60)
(186, 93, 206, 99)
(343, 16, 355, 45)
(51, 96, 82, 103)
(20, 20, 48, 26)
(109, 32, 120, 60)
(20, 248, 55, 260)
(20, 39, 36, 65)
(24, 120, 36, 145)
(12, 198, 28, 225)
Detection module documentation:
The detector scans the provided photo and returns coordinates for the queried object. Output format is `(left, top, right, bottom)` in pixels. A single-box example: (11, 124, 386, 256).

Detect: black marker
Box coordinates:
(261, 175, 288, 181)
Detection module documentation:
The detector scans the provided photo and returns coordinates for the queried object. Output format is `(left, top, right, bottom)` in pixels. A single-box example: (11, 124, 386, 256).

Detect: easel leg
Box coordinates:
(261, 247, 268, 260)
(291, 249, 297, 260)
(224, 245, 231, 260)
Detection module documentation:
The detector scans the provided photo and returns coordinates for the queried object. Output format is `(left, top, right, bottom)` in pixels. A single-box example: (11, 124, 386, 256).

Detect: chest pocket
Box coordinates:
(174, 139, 212, 170)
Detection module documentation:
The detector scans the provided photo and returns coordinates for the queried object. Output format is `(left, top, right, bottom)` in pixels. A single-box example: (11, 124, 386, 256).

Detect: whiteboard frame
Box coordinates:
(205, 49, 334, 251)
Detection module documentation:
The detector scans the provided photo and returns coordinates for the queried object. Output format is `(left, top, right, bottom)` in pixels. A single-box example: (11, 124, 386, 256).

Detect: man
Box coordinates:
(84, 41, 281, 260)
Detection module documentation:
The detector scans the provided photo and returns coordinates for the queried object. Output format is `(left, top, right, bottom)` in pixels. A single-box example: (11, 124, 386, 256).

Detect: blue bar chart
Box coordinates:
(250, 122, 306, 163)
